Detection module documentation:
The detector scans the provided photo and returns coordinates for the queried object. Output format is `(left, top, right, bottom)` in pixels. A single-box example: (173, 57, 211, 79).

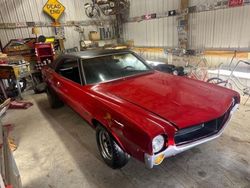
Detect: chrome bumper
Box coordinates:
(144, 104, 239, 168)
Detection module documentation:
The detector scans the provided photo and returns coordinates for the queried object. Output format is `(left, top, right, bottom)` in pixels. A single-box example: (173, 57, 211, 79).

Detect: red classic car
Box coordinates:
(42, 49, 240, 169)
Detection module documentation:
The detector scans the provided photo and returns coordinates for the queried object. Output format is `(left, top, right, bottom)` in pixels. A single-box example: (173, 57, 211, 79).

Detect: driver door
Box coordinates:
(52, 57, 83, 112)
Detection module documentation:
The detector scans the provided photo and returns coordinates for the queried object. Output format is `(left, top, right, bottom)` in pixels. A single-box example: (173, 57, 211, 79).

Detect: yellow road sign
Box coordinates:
(43, 0, 65, 21)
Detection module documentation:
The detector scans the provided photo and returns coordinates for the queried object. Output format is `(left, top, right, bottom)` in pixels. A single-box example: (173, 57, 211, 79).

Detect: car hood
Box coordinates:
(95, 72, 236, 129)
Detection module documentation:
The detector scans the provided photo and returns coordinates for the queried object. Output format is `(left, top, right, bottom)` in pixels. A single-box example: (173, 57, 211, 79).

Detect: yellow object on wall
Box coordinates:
(31, 27, 40, 35)
(43, 0, 65, 21)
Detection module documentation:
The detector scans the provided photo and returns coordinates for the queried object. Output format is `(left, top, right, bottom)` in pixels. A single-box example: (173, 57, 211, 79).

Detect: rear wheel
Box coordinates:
(46, 87, 63, 108)
(96, 125, 129, 169)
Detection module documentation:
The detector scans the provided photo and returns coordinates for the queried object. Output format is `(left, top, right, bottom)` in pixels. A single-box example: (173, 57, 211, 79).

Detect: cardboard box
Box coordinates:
(89, 31, 100, 41)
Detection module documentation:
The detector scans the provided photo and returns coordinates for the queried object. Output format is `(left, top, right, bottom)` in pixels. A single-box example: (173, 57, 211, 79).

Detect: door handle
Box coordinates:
(56, 81, 61, 87)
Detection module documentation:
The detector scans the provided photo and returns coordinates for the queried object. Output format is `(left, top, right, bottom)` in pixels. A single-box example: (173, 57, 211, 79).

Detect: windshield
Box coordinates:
(82, 53, 152, 84)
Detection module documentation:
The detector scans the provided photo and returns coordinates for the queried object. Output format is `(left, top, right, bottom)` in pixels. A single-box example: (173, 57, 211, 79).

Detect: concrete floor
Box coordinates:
(2, 93, 250, 188)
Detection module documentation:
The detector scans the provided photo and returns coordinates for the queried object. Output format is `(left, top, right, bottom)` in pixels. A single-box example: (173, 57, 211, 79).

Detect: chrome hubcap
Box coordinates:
(99, 130, 112, 160)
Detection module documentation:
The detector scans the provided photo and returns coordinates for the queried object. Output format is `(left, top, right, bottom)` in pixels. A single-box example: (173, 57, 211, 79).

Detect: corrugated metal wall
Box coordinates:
(0, 0, 103, 49)
(122, 0, 250, 65)
(123, 0, 179, 47)
(189, 5, 250, 49)
(189, 0, 250, 70)
(124, 0, 250, 51)
(123, 0, 179, 61)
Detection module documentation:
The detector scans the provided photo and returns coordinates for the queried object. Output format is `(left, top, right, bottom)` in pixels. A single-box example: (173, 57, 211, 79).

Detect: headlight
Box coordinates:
(152, 135, 165, 153)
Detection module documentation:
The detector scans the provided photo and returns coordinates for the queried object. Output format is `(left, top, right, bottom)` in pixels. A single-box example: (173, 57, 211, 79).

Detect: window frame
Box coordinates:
(55, 56, 84, 85)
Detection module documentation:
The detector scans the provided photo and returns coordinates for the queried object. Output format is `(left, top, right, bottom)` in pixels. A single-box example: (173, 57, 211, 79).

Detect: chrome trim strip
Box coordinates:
(113, 119, 124, 128)
(80, 59, 87, 85)
(144, 104, 239, 168)
(77, 58, 84, 85)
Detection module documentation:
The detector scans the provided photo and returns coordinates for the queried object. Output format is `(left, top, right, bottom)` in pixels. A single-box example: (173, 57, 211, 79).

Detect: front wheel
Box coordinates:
(96, 125, 129, 169)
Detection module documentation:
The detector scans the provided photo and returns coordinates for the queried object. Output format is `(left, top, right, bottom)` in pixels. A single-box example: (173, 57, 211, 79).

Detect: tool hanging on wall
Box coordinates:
(75, 26, 87, 51)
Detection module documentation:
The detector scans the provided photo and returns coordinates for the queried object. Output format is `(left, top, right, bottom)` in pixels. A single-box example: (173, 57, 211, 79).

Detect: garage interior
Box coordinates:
(0, 0, 250, 188)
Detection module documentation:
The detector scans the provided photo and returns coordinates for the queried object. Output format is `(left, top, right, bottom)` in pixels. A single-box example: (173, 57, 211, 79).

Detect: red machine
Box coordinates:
(34, 43, 55, 70)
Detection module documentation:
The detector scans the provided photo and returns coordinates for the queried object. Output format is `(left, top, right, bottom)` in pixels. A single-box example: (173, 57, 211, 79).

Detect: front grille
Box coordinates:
(174, 106, 232, 146)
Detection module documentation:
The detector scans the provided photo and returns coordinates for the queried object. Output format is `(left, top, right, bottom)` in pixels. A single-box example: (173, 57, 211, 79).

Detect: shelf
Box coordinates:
(90, 38, 116, 42)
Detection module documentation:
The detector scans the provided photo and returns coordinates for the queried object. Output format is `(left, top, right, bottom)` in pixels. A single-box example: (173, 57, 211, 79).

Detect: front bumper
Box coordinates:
(144, 103, 239, 168)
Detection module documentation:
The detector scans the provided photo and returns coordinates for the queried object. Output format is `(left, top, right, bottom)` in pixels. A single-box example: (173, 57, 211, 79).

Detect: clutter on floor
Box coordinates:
(9, 101, 33, 110)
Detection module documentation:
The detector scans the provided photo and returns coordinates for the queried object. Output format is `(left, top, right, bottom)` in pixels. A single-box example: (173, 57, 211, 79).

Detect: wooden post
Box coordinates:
(59, 39, 65, 51)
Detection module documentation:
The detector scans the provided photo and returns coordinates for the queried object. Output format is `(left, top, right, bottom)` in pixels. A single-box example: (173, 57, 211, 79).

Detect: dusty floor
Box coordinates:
(2, 93, 250, 188)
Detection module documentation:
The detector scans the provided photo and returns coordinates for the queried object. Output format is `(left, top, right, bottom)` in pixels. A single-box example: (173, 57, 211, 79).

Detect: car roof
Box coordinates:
(66, 49, 132, 59)
(50, 49, 134, 70)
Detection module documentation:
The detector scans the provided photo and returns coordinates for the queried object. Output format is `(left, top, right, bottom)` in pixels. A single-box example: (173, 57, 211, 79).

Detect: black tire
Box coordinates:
(33, 73, 44, 94)
(85, 5, 100, 18)
(34, 82, 47, 94)
(34, 88, 41, 94)
(96, 125, 129, 169)
(12, 78, 27, 92)
(46, 87, 63, 108)
(19, 78, 27, 92)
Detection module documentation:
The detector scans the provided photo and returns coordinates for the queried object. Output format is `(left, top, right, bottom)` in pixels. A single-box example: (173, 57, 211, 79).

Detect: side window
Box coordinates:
(57, 58, 82, 84)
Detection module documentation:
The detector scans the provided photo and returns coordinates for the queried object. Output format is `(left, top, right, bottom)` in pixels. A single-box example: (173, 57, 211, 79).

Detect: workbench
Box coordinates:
(0, 62, 31, 99)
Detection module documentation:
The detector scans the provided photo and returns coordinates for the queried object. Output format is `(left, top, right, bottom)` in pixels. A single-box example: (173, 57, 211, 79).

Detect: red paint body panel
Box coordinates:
(97, 71, 237, 128)
(42, 56, 240, 162)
